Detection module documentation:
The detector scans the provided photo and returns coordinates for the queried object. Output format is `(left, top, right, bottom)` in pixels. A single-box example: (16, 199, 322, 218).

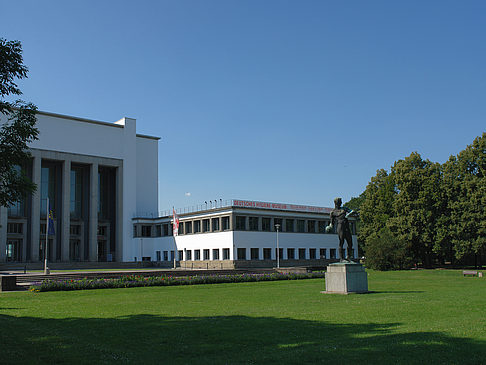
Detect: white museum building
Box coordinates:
(1, 111, 358, 267)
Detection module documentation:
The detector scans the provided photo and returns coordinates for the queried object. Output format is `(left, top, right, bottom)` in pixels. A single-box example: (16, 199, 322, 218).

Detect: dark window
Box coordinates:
(287, 248, 295, 259)
(320, 248, 327, 259)
(70, 168, 83, 218)
(163, 224, 169, 236)
(185, 221, 192, 234)
(202, 219, 210, 232)
(70, 225, 80, 235)
(309, 248, 316, 259)
(330, 249, 336, 259)
(141, 225, 151, 237)
(186, 250, 192, 260)
(194, 220, 201, 233)
(235, 216, 246, 230)
(156, 225, 162, 237)
(212, 218, 220, 231)
(249, 217, 259, 231)
(307, 220, 316, 233)
(213, 249, 220, 260)
(237, 248, 246, 260)
(262, 218, 271, 231)
(298, 248, 306, 259)
(274, 218, 283, 231)
(285, 219, 294, 232)
(222, 216, 230, 230)
(251, 248, 259, 260)
(194, 249, 201, 260)
(170, 250, 175, 261)
(156, 251, 161, 261)
(297, 220, 305, 233)
(203, 249, 210, 260)
(223, 248, 230, 260)
(318, 221, 327, 234)
(178, 250, 183, 261)
(7, 223, 23, 234)
(163, 251, 168, 261)
(263, 248, 272, 260)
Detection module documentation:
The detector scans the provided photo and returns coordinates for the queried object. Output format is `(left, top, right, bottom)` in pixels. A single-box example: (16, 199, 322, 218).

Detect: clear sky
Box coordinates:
(2, 0, 485, 212)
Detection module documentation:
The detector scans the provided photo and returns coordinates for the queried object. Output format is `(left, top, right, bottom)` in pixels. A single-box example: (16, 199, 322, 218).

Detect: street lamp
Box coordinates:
(275, 223, 281, 269)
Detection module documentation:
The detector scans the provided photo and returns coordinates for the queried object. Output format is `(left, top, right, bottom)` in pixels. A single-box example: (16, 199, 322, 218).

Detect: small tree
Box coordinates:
(0, 38, 38, 206)
(364, 227, 412, 271)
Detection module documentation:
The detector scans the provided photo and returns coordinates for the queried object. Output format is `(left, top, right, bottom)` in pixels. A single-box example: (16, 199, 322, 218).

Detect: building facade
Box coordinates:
(0, 111, 159, 264)
(133, 199, 358, 268)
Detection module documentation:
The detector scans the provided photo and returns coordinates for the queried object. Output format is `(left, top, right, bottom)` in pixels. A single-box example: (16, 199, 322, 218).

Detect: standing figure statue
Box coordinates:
(326, 197, 357, 262)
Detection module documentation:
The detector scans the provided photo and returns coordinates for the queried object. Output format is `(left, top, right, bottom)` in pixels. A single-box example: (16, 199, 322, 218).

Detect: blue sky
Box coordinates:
(2, 0, 485, 212)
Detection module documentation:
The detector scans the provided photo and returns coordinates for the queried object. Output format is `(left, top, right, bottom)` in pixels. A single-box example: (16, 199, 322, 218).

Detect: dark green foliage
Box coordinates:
(358, 134, 485, 270)
(364, 227, 412, 270)
(0, 38, 38, 206)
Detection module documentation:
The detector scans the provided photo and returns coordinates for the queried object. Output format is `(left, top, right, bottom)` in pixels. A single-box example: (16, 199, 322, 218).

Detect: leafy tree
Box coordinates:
(388, 152, 445, 267)
(364, 226, 411, 270)
(0, 38, 38, 206)
(443, 133, 486, 265)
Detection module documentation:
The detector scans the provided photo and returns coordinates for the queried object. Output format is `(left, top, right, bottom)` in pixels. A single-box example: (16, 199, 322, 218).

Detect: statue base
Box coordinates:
(321, 262, 368, 294)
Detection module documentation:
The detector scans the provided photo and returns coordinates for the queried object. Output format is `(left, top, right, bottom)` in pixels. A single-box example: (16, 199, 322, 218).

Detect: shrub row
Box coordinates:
(29, 271, 326, 292)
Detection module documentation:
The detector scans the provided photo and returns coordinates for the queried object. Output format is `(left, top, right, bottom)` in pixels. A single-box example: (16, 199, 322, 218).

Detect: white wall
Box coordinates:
(136, 137, 158, 215)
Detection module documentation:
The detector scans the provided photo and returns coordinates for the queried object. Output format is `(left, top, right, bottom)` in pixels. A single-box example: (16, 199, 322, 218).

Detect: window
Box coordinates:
(298, 248, 306, 259)
(263, 248, 272, 260)
(156, 251, 161, 261)
(287, 248, 295, 259)
(185, 221, 192, 234)
(202, 219, 210, 232)
(70, 168, 83, 218)
(262, 218, 271, 231)
(318, 221, 327, 234)
(194, 249, 201, 260)
(309, 248, 316, 259)
(156, 225, 162, 237)
(274, 218, 283, 231)
(285, 219, 294, 232)
(320, 248, 327, 259)
(163, 251, 168, 261)
(223, 248, 230, 260)
(249, 217, 259, 231)
(141, 225, 151, 237)
(235, 216, 246, 230)
(212, 218, 220, 231)
(186, 250, 192, 260)
(251, 248, 259, 260)
(203, 249, 210, 260)
(237, 248, 246, 260)
(70, 225, 80, 235)
(98, 225, 107, 236)
(163, 224, 169, 236)
(307, 220, 316, 233)
(194, 220, 201, 233)
(222, 216, 230, 230)
(297, 220, 305, 233)
(178, 250, 183, 261)
(330, 249, 336, 259)
(213, 249, 220, 260)
(7, 223, 23, 234)
(170, 250, 175, 261)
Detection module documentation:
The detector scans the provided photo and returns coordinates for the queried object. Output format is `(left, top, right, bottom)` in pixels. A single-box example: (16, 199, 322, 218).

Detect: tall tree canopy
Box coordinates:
(0, 38, 38, 206)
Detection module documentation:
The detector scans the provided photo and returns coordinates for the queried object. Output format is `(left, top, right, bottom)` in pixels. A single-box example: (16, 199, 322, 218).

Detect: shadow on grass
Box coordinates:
(1, 313, 484, 364)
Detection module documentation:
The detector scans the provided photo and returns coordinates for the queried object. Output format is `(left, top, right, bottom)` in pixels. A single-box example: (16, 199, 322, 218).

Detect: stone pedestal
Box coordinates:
(323, 262, 368, 294)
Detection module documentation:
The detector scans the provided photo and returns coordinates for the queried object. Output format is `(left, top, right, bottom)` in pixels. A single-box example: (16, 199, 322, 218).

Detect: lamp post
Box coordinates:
(275, 223, 280, 269)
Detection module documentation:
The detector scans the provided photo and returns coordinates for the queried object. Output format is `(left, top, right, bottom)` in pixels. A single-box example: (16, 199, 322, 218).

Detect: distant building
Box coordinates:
(0, 111, 159, 264)
(133, 199, 358, 268)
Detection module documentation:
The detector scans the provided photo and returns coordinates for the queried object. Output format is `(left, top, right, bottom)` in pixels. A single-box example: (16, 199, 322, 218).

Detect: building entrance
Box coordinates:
(6, 239, 21, 262)
(70, 239, 80, 261)
(98, 240, 107, 262)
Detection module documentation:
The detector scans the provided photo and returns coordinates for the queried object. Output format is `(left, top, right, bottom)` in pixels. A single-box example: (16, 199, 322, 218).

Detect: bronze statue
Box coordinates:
(326, 198, 357, 262)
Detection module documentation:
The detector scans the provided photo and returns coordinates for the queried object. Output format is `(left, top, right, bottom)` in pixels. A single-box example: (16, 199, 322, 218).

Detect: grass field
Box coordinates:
(1, 270, 485, 364)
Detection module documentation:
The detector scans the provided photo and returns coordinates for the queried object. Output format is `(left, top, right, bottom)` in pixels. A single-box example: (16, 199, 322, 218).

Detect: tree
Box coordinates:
(364, 226, 411, 270)
(0, 38, 38, 206)
(443, 133, 486, 266)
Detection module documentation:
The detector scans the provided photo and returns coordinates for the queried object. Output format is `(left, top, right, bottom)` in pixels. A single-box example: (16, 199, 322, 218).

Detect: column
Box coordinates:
(61, 159, 71, 261)
(30, 153, 41, 262)
(0, 207, 7, 262)
(89, 162, 98, 262)
(115, 165, 123, 262)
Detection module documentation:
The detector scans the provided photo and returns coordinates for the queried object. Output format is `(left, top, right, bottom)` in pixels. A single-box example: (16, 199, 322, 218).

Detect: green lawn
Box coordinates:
(1, 270, 485, 364)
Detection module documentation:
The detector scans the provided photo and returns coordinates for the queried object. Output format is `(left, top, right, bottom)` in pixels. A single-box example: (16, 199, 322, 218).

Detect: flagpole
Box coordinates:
(44, 197, 49, 274)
